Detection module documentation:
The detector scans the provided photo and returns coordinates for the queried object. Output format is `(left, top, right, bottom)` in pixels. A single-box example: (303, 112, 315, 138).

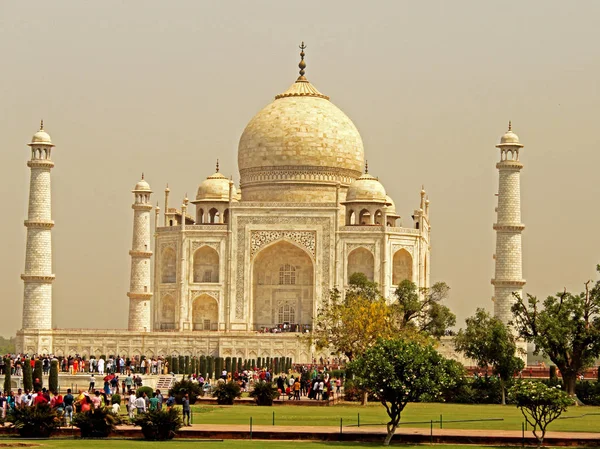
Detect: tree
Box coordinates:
(311, 284, 395, 361)
(3, 358, 11, 393)
(454, 308, 525, 405)
(23, 359, 33, 392)
(392, 280, 456, 338)
(509, 381, 573, 448)
(49, 360, 59, 393)
(511, 267, 600, 399)
(33, 359, 43, 391)
(349, 338, 457, 446)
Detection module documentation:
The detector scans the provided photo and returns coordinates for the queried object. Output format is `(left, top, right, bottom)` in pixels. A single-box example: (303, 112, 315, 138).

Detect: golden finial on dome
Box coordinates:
(216, 159, 220, 173)
(141, 172, 144, 180)
(40, 119, 44, 131)
(297, 41, 307, 82)
(365, 160, 369, 174)
(508, 120, 512, 131)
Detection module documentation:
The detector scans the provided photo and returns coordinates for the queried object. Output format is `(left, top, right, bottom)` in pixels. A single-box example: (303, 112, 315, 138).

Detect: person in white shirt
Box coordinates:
(128, 392, 137, 418)
(134, 394, 147, 415)
(111, 401, 121, 415)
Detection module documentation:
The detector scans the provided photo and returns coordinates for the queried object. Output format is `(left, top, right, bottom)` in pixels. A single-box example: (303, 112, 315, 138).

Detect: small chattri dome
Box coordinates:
(498, 121, 523, 147)
(28, 120, 54, 147)
(196, 171, 237, 202)
(385, 195, 399, 215)
(345, 173, 388, 204)
(133, 174, 151, 192)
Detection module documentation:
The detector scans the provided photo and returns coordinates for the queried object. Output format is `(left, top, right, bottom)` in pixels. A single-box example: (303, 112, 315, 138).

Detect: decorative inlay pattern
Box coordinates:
(190, 290, 220, 301)
(392, 244, 414, 256)
(191, 241, 220, 253)
(250, 230, 316, 259)
(346, 243, 375, 254)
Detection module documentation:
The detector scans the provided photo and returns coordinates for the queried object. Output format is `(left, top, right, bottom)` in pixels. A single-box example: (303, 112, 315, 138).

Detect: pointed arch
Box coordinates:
(161, 294, 176, 328)
(192, 294, 219, 331)
(359, 209, 370, 225)
(347, 246, 374, 282)
(392, 248, 413, 285)
(193, 246, 219, 283)
(161, 247, 176, 283)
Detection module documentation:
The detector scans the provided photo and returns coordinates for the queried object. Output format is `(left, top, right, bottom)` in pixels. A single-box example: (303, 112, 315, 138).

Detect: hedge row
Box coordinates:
(163, 356, 293, 378)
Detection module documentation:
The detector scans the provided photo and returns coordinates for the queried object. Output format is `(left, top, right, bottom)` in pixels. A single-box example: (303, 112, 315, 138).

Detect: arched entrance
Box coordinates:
(347, 247, 375, 282)
(192, 294, 219, 331)
(252, 240, 314, 331)
(392, 249, 413, 285)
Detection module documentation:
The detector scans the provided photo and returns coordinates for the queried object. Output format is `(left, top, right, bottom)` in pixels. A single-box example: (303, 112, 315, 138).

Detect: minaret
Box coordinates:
(492, 122, 526, 325)
(21, 121, 56, 330)
(127, 174, 153, 331)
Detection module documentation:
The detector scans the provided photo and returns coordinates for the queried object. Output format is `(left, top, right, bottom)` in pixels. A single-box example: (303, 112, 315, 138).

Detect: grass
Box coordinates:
(0, 442, 562, 449)
(188, 402, 600, 433)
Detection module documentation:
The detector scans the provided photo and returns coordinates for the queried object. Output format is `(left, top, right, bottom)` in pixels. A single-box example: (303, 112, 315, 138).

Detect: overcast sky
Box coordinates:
(1, 1, 599, 337)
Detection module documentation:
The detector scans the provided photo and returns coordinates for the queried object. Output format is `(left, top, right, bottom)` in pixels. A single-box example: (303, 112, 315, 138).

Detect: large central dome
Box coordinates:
(238, 46, 364, 202)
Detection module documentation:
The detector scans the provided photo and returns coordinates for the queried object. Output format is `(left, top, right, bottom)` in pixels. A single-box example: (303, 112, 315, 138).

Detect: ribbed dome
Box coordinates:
(196, 172, 236, 202)
(345, 173, 387, 203)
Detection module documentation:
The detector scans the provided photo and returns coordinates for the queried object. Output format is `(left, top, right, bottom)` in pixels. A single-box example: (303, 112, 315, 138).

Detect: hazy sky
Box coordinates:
(1, 1, 599, 338)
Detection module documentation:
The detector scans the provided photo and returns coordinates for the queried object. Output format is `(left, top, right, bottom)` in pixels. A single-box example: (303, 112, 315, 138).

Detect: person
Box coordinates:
(80, 394, 92, 412)
(125, 374, 134, 392)
(89, 374, 95, 392)
(0, 392, 6, 420)
(148, 392, 159, 411)
(91, 391, 101, 409)
(34, 388, 49, 405)
(111, 396, 121, 415)
(134, 392, 147, 415)
(182, 393, 191, 426)
(294, 379, 301, 400)
(155, 389, 163, 410)
(128, 390, 137, 419)
(166, 392, 175, 410)
(14, 388, 22, 409)
(64, 389, 74, 426)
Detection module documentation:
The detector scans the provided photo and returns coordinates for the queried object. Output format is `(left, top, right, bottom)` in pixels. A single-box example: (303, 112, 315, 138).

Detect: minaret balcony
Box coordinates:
(21, 274, 55, 282)
(27, 160, 54, 169)
(493, 223, 525, 231)
(491, 279, 526, 287)
(127, 292, 153, 299)
(129, 250, 153, 257)
(24, 220, 54, 228)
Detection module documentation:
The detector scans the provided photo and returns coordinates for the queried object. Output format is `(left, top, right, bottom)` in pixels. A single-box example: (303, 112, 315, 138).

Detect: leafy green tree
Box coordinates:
(455, 308, 525, 405)
(133, 407, 182, 440)
(392, 280, 456, 338)
(511, 267, 600, 399)
(509, 381, 573, 448)
(349, 338, 457, 446)
(23, 359, 33, 391)
(311, 275, 395, 362)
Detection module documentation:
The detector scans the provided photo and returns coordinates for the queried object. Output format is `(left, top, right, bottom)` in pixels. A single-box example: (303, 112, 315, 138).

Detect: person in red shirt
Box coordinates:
(34, 390, 49, 405)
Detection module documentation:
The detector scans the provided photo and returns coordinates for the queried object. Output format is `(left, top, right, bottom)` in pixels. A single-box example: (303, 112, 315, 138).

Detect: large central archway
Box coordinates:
(252, 240, 314, 331)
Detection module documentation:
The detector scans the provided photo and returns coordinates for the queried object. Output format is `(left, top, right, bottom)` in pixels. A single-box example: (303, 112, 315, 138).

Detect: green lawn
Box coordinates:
(188, 402, 600, 433)
(0, 442, 562, 449)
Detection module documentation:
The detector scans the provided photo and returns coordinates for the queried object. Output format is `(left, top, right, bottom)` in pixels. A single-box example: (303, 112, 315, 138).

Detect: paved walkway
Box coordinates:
(169, 424, 600, 445)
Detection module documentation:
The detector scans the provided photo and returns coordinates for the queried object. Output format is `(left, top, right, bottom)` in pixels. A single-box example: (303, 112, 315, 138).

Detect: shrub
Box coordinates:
(33, 360, 43, 391)
(136, 386, 154, 399)
(111, 394, 121, 405)
(575, 381, 600, 406)
(7, 403, 60, 438)
(133, 407, 183, 440)
(3, 358, 11, 393)
(212, 380, 241, 405)
(249, 381, 280, 406)
(23, 359, 33, 392)
(72, 407, 119, 438)
(171, 357, 179, 374)
(49, 360, 59, 393)
(168, 378, 202, 405)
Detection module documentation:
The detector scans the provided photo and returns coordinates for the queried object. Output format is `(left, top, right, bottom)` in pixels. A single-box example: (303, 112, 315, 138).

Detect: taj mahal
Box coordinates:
(16, 45, 526, 363)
